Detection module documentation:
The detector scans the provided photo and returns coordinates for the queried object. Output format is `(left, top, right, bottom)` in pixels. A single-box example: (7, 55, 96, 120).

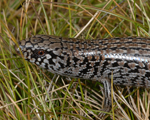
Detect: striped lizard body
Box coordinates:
(15, 35, 150, 116)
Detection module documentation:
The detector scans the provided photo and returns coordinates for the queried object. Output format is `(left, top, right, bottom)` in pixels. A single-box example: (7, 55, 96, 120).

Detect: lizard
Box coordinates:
(15, 34, 150, 117)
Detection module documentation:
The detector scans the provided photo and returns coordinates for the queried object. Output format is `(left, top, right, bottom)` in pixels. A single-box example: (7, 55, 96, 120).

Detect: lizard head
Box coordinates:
(15, 35, 62, 69)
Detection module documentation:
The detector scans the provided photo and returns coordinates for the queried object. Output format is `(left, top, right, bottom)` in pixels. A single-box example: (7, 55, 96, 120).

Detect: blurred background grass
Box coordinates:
(0, 0, 150, 119)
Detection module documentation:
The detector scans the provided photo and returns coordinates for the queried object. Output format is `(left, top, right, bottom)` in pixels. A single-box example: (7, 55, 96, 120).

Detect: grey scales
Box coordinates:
(15, 34, 150, 117)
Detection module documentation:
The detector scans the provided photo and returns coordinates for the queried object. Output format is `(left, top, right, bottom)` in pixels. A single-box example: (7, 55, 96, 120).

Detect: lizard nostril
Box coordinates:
(14, 44, 20, 53)
(14, 43, 25, 56)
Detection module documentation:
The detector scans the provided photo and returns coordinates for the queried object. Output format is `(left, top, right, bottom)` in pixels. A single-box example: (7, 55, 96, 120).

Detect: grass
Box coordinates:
(0, 0, 150, 119)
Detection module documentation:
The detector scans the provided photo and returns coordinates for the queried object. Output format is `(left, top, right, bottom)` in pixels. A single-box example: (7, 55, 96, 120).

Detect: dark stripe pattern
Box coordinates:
(16, 35, 150, 87)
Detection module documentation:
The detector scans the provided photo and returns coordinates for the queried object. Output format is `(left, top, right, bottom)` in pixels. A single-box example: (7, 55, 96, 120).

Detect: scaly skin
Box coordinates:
(16, 34, 150, 116)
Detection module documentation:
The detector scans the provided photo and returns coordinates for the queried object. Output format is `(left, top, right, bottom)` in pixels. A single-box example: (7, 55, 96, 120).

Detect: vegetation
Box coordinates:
(0, 0, 150, 119)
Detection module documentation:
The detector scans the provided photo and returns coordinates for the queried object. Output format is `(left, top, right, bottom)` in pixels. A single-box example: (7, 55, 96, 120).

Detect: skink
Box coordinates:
(15, 35, 150, 117)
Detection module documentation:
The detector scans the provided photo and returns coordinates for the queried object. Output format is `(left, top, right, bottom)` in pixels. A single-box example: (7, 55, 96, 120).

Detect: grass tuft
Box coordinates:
(0, 0, 150, 119)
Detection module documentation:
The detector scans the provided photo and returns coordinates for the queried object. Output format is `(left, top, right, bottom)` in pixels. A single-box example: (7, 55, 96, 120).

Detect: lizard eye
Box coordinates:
(38, 50, 45, 56)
